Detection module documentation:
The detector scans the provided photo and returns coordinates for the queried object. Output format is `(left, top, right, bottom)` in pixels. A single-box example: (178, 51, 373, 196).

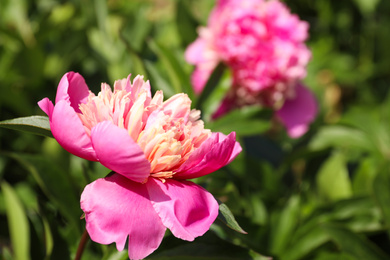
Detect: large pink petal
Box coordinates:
(175, 132, 241, 179)
(81, 174, 166, 260)
(38, 98, 54, 118)
(185, 38, 207, 65)
(276, 83, 317, 138)
(50, 100, 97, 161)
(90, 121, 151, 183)
(55, 72, 90, 113)
(147, 178, 218, 241)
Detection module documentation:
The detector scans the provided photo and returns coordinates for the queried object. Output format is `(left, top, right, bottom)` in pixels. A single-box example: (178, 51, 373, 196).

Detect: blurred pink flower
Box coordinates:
(38, 72, 241, 260)
(185, 0, 317, 138)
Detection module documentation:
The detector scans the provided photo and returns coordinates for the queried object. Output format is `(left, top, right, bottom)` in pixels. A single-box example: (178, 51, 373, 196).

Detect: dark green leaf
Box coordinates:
(205, 106, 272, 136)
(280, 227, 330, 260)
(217, 202, 247, 234)
(148, 39, 194, 100)
(1, 181, 31, 260)
(373, 169, 390, 238)
(175, 0, 199, 47)
(4, 153, 82, 239)
(322, 224, 390, 260)
(151, 232, 251, 259)
(0, 116, 53, 138)
(271, 195, 300, 254)
(195, 63, 225, 112)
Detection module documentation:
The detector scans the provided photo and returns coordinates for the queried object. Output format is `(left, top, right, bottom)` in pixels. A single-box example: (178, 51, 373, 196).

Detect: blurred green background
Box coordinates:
(1, 0, 390, 259)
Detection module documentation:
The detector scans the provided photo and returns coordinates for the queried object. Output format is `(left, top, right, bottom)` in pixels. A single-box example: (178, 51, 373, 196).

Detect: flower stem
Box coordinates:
(75, 229, 89, 260)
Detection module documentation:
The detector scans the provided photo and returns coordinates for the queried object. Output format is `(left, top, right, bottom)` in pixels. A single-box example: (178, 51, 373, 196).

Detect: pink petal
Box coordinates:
(191, 67, 212, 94)
(90, 121, 151, 183)
(55, 72, 90, 113)
(50, 100, 97, 161)
(38, 98, 54, 118)
(176, 132, 241, 179)
(276, 83, 317, 138)
(146, 178, 219, 241)
(81, 174, 166, 260)
(185, 38, 207, 65)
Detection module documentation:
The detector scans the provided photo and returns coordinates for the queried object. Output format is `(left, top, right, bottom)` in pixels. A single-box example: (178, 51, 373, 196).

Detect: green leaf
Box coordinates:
(0, 116, 53, 138)
(352, 157, 378, 195)
(271, 195, 300, 254)
(280, 227, 330, 260)
(217, 202, 247, 234)
(309, 125, 372, 152)
(322, 224, 389, 260)
(316, 153, 352, 201)
(151, 232, 251, 259)
(352, 0, 380, 15)
(148, 39, 194, 99)
(373, 169, 390, 238)
(1, 181, 31, 260)
(4, 153, 82, 239)
(175, 0, 199, 47)
(205, 106, 272, 136)
(144, 60, 175, 97)
(195, 63, 225, 112)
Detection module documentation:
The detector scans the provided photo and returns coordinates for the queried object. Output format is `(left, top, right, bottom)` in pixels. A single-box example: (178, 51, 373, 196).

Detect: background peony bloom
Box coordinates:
(38, 72, 241, 260)
(185, 0, 317, 138)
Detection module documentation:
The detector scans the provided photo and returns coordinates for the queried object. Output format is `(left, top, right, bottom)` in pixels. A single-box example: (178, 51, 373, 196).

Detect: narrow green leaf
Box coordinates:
(280, 227, 330, 260)
(175, 0, 199, 47)
(217, 202, 247, 234)
(373, 169, 390, 238)
(151, 232, 251, 259)
(271, 195, 300, 254)
(5, 153, 82, 238)
(1, 181, 31, 260)
(205, 106, 272, 136)
(144, 60, 175, 97)
(322, 224, 389, 260)
(195, 63, 226, 111)
(309, 125, 372, 152)
(0, 116, 52, 138)
(316, 153, 352, 201)
(148, 39, 194, 99)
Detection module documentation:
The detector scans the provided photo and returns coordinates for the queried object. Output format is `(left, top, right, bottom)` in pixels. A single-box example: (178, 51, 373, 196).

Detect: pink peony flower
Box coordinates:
(185, 0, 317, 138)
(38, 72, 241, 260)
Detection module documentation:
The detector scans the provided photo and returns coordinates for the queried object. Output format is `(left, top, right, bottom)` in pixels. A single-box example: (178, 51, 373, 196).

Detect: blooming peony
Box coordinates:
(38, 72, 241, 260)
(185, 0, 317, 138)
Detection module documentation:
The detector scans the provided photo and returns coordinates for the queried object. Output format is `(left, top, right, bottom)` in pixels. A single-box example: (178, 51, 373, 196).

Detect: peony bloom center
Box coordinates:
(77, 76, 211, 180)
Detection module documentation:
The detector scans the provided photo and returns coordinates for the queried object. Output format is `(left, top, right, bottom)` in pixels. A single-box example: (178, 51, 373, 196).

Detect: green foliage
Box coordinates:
(1, 0, 390, 259)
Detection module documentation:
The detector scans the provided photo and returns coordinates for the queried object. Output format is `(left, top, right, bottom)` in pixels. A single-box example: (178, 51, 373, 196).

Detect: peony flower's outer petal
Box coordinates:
(55, 72, 90, 113)
(81, 174, 166, 260)
(50, 100, 97, 161)
(38, 98, 54, 118)
(175, 132, 241, 179)
(147, 178, 219, 241)
(276, 83, 317, 138)
(90, 121, 151, 183)
(185, 38, 207, 65)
